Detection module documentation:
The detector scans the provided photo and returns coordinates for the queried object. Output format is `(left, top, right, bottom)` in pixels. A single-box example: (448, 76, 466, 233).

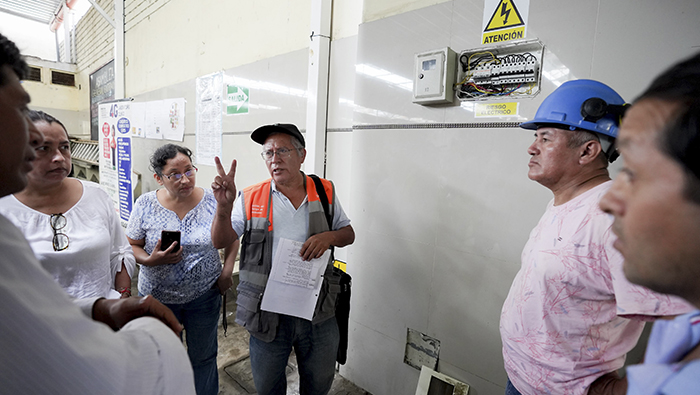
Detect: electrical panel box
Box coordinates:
(456, 39, 544, 101)
(412, 47, 457, 105)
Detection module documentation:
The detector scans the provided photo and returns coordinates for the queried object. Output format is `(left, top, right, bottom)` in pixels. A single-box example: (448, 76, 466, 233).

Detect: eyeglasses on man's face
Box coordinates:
(163, 167, 197, 181)
(261, 147, 295, 161)
(50, 213, 69, 251)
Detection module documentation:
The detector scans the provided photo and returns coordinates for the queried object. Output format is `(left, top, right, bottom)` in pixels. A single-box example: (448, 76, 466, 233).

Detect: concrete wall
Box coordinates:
(20, 57, 88, 139)
(124, 0, 312, 97)
(362, 0, 451, 23)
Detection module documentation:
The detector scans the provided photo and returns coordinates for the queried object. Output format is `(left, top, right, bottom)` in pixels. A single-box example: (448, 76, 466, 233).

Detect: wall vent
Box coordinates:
(27, 66, 42, 82)
(51, 70, 75, 87)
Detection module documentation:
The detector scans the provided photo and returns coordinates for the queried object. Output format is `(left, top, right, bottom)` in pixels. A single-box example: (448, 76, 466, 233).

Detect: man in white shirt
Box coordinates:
(0, 32, 196, 394)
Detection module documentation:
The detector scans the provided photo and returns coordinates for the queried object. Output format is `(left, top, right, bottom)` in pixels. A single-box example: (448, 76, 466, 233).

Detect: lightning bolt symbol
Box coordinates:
(501, 1, 511, 25)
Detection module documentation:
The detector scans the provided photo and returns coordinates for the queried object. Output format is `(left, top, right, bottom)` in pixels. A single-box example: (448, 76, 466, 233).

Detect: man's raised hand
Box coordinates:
(212, 156, 237, 207)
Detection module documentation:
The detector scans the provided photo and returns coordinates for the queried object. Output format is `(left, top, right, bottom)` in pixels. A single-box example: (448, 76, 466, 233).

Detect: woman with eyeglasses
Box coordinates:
(0, 110, 135, 299)
(126, 143, 238, 395)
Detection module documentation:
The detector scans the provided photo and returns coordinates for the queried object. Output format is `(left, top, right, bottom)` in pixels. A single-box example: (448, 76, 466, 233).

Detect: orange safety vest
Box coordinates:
(235, 174, 342, 342)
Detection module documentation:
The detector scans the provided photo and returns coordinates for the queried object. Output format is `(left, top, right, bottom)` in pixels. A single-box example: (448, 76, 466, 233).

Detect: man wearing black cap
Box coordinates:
(211, 123, 355, 395)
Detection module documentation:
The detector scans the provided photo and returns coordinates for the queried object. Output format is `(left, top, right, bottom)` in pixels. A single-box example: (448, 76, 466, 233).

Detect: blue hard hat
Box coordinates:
(520, 79, 626, 139)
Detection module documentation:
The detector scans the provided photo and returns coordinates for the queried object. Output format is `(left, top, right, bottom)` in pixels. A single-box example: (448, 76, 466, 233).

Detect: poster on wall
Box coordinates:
(481, 0, 530, 45)
(139, 99, 186, 141)
(130, 102, 146, 138)
(98, 101, 133, 225)
(196, 71, 223, 166)
(155, 99, 185, 141)
(163, 98, 186, 140)
(144, 100, 163, 140)
(89, 60, 115, 141)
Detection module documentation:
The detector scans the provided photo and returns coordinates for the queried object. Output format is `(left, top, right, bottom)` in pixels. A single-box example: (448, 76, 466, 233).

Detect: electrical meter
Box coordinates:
(412, 47, 457, 105)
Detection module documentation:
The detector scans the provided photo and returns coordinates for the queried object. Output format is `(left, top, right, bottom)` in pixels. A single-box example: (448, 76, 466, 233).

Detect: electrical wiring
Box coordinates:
(456, 51, 539, 100)
(457, 51, 500, 86)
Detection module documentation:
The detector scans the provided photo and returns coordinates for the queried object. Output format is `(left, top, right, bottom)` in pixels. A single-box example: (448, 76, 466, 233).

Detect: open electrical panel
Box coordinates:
(455, 39, 544, 101)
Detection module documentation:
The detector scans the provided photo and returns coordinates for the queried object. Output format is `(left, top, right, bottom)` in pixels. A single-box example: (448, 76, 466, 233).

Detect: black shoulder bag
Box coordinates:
(309, 174, 351, 365)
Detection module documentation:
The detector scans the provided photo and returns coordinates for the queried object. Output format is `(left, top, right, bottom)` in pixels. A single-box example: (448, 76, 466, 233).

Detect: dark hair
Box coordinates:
(636, 52, 700, 204)
(566, 129, 609, 168)
(149, 144, 193, 176)
(27, 110, 69, 138)
(0, 33, 27, 85)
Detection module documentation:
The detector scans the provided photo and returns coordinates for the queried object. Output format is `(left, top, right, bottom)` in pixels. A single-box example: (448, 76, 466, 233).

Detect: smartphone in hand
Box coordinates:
(161, 230, 181, 251)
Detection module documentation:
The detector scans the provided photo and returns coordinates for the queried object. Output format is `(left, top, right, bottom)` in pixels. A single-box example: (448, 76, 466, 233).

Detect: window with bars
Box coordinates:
(27, 66, 42, 82)
(51, 70, 75, 87)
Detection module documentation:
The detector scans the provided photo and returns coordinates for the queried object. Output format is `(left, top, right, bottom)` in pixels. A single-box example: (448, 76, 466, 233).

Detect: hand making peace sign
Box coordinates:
(211, 156, 237, 207)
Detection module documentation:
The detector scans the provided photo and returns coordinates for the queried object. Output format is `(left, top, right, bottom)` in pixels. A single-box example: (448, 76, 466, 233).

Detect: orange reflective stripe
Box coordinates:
(306, 175, 333, 204)
(243, 176, 333, 232)
(243, 179, 273, 231)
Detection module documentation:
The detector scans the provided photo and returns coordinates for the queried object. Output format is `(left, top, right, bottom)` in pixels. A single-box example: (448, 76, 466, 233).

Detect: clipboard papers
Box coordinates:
(260, 238, 331, 320)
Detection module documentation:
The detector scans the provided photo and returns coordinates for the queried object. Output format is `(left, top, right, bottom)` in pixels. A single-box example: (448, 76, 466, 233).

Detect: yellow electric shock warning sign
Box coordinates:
(482, 0, 529, 45)
(475, 102, 519, 118)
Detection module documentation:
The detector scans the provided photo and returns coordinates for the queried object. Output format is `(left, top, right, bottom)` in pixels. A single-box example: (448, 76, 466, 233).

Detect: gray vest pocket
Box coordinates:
(235, 282, 278, 342)
(314, 266, 341, 323)
(241, 228, 266, 266)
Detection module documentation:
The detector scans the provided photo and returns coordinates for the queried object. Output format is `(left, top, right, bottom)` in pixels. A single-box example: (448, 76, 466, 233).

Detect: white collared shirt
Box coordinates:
(0, 214, 196, 395)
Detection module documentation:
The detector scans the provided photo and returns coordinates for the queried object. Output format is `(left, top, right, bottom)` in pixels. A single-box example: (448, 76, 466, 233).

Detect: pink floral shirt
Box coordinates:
(500, 181, 693, 395)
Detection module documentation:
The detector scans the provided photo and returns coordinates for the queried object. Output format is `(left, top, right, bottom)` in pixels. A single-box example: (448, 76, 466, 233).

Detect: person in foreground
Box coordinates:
(0, 110, 135, 299)
(211, 123, 355, 395)
(0, 33, 195, 394)
(599, 52, 700, 395)
(127, 143, 239, 395)
(499, 79, 693, 395)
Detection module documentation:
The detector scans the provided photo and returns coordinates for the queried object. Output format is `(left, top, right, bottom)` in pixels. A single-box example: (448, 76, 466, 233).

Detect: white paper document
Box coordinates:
(260, 238, 331, 320)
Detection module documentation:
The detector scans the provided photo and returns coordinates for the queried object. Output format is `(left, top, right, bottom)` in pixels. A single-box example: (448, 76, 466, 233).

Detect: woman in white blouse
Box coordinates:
(0, 111, 135, 299)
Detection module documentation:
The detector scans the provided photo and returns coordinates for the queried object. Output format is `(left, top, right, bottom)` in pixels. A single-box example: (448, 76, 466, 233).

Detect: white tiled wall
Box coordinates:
(343, 1, 700, 395)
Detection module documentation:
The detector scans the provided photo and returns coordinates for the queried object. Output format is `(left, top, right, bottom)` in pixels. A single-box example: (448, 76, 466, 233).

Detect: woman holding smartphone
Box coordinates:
(126, 144, 238, 395)
(0, 110, 135, 299)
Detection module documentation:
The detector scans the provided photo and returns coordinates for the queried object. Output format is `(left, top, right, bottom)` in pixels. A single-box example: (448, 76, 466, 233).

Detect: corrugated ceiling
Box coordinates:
(0, 0, 63, 24)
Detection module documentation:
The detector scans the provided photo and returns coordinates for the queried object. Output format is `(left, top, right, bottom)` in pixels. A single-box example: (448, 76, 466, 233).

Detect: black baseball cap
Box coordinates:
(250, 123, 305, 147)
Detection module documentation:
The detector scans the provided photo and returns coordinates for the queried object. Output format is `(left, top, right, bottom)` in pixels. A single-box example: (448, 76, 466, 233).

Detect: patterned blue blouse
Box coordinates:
(126, 188, 221, 304)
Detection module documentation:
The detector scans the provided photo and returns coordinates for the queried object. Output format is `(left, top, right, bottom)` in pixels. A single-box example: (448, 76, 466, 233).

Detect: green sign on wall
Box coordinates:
(226, 85, 249, 114)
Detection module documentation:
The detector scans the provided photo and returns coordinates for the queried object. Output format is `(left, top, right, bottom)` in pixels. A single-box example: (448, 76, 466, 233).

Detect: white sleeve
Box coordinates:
(231, 191, 246, 238)
(0, 215, 195, 395)
(119, 317, 197, 395)
(106, 199, 136, 281)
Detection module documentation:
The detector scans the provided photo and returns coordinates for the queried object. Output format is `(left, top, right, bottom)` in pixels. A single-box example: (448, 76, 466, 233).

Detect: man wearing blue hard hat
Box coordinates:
(499, 80, 693, 395)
